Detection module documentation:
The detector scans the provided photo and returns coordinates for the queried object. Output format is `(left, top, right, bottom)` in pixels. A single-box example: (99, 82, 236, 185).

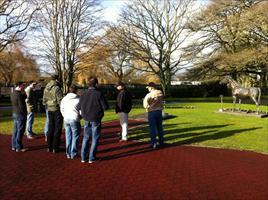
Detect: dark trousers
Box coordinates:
(48, 110, 63, 152)
(148, 110, 164, 146)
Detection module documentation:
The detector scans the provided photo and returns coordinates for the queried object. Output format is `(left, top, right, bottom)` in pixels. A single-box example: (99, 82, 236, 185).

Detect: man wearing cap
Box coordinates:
(25, 80, 37, 139)
(11, 81, 27, 152)
(115, 81, 132, 141)
(143, 82, 164, 148)
(43, 74, 63, 153)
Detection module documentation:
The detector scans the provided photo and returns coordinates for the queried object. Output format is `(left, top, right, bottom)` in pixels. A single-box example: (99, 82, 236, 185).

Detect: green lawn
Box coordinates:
(129, 102, 268, 154)
(1, 101, 267, 153)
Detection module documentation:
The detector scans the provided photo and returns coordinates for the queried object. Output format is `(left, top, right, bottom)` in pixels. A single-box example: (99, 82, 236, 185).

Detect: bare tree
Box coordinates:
(116, 0, 194, 96)
(31, 0, 102, 92)
(0, 0, 38, 51)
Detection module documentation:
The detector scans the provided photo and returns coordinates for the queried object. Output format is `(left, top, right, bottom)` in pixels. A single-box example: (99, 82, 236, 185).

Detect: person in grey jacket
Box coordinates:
(43, 74, 63, 153)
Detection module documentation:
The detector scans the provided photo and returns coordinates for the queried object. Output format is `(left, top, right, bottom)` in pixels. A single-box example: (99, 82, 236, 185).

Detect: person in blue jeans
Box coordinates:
(143, 82, 164, 149)
(44, 107, 49, 141)
(60, 85, 81, 159)
(11, 81, 27, 152)
(78, 77, 109, 163)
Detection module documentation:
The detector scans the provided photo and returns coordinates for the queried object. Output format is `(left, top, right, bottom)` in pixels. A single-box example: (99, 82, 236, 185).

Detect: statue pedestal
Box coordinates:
(217, 108, 268, 118)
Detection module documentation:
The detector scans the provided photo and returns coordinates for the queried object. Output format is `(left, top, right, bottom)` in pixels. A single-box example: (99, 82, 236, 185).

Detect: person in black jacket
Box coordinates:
(79, 77, 109, 163)
(11, 81, 27, 152)
(115, 81, 132, 141)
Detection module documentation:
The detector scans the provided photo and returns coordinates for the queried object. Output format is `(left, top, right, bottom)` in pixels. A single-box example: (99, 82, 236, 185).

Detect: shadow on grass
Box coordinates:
(128, 121, 261, 147)
(129, 124, 233, 141)
(170, 127, 261, 145)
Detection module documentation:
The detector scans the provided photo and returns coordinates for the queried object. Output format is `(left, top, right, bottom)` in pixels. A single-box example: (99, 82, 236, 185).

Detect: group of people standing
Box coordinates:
(11, 75, 165, 163)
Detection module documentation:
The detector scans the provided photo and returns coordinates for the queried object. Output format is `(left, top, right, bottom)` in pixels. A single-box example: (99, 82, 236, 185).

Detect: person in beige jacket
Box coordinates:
(25, 81, 37, 139)
(143, 82, 164, 149)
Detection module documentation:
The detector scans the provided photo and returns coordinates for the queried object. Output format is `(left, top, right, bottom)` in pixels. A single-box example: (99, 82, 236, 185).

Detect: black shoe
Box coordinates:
(158, 143, 166, 148)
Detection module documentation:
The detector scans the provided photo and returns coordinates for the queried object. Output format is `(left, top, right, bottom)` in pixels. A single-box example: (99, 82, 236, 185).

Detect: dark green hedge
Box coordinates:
(95, 82, 228, 99)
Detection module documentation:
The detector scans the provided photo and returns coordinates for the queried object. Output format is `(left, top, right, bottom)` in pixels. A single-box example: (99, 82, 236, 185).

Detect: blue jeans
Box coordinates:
(12, 113, 26, 150)
(44, 107, 49, 137)
(148, 110, 164, 146)
(26, 112, 34, 135)
(64, 120, 81, 158)
(81, 121, 101, 161)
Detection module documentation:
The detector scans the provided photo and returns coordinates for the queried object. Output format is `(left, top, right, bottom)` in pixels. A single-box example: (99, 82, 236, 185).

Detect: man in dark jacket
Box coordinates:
(11, 81, 27, 152)
(43, 74, 63, 153)
(115, 81, 132, 141)
(79, 77, 109, 163)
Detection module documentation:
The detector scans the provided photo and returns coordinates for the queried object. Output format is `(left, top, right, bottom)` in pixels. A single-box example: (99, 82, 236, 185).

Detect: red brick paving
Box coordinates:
(0, 120, 267, 200)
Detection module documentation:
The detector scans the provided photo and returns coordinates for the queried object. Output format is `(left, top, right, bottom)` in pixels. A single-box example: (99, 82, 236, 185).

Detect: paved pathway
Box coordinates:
(0, 120, 267, 200)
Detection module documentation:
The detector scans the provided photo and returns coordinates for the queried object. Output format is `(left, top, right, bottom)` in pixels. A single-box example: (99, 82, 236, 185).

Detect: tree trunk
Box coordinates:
(261, 69, 268, 94)
(159, 70, 172, 97)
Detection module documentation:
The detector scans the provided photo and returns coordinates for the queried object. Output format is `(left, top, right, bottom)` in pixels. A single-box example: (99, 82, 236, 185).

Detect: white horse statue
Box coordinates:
(220, 76, 261, 113)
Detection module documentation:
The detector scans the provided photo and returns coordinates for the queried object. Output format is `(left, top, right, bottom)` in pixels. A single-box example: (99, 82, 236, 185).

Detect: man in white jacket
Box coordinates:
(60, 85, 81, 159)
(143, 82, 164, 149)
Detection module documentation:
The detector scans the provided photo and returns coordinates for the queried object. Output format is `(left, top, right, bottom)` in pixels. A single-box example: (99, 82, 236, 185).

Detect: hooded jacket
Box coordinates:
(143, 89, 164, 112)
(43, 80, 63, 111)
(60, 93, 81, 121)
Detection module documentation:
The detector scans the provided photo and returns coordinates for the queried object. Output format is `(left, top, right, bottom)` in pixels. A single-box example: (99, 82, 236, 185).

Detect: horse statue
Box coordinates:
(220, 76, 261, 113)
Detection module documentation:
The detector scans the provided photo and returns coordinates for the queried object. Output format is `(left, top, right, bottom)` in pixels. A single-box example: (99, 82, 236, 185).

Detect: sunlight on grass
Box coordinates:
(129, 102, 268, 153)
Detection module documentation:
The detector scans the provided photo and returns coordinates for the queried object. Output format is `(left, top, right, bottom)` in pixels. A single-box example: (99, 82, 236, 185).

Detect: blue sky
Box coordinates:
(101, 0, 127, 22)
